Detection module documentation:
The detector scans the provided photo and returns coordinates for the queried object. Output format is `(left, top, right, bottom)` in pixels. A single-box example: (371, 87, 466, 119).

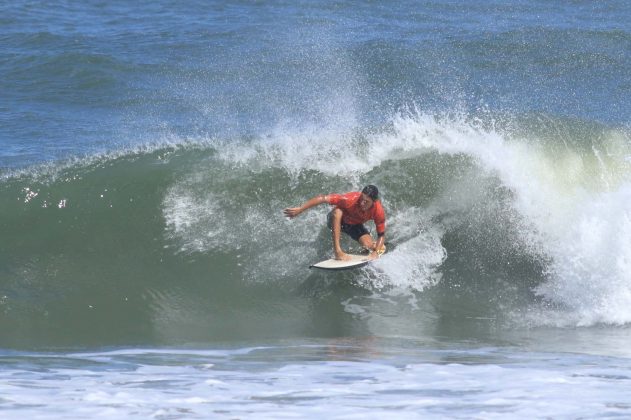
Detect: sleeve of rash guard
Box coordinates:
(326, 193, 342, 206)
(327, 193, 353, 209)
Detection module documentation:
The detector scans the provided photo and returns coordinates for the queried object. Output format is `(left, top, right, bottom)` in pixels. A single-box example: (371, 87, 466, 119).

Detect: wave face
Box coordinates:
(1, 111, 630, 348)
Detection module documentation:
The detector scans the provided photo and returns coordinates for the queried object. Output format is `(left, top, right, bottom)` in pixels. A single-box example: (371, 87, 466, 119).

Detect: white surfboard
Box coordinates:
(309, 246, 386, 271)
(309, 254, 371, 271)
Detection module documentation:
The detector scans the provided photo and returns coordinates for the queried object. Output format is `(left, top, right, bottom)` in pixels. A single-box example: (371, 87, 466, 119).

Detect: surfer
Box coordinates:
(284, 185, 386, 261)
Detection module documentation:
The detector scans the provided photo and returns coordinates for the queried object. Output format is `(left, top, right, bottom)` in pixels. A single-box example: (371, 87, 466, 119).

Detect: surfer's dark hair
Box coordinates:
(362, 185, 379, 200)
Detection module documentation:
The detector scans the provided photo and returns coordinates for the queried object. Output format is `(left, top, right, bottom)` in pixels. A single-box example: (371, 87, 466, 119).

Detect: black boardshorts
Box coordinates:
(327, 210, 370, 242)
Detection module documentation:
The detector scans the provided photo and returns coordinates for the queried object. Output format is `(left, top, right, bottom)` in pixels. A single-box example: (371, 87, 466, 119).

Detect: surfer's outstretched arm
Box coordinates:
(283, 195, 328, 218)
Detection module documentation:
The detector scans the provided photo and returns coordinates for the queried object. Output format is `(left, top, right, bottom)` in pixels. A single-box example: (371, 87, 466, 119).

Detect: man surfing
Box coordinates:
(284, 185, 386, 261)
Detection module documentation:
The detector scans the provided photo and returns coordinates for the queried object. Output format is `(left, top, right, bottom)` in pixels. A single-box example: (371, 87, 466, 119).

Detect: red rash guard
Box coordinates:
(326, 192, 386, 236)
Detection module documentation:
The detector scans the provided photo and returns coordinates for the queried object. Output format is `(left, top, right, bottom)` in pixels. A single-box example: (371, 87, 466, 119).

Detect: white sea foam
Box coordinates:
(532, 185, 631, 326)
(1, 345, 630, 419)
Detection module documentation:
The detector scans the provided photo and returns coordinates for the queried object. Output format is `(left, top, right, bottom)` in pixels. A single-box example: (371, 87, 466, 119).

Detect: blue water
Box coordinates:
(2, 1, 631, 418)
(3, 1, 629, 167)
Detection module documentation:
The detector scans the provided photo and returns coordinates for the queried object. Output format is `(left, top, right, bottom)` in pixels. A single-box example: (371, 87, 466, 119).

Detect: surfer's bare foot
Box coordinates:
(335, 252, 352, 261)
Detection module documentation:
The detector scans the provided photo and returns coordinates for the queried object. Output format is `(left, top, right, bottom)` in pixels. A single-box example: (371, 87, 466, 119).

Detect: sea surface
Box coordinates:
(2, 0, 631, 418)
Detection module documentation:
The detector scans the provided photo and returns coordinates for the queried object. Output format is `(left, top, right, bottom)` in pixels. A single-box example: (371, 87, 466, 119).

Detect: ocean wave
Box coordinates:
(1, 110, 630, 348)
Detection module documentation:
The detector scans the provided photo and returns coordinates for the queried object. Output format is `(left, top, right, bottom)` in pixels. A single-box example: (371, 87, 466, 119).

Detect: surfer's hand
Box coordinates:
(283, 207, 302, 218)
(368, 251, 380, 260)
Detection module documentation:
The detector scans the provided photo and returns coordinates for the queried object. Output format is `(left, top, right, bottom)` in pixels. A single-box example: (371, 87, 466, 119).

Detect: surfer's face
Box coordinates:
(358, 193, 374, 211)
